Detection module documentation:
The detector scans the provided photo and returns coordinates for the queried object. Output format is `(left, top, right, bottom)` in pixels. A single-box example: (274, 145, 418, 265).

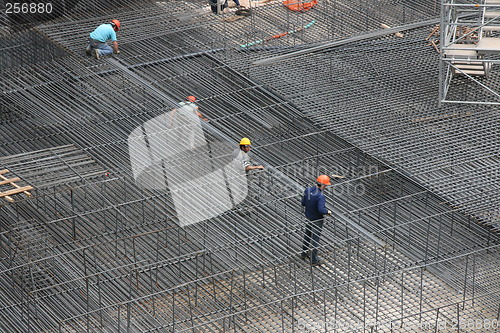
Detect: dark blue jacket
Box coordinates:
(301, 186, 329, 221)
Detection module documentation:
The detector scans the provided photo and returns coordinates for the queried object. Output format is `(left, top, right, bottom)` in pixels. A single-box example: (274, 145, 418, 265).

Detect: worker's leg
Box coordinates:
(301, 220, 313, 255)
(246, 171, 258, 200)
(216, 0, 228, 13)
(86, 38, 96, 56)
(95, 43, 113, 57)
(309, 219, 324, 264)
(208, 0, 218, 14)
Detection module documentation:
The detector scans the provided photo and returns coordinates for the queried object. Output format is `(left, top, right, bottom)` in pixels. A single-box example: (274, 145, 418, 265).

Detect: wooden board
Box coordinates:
(0, 169, 33, 202)
(0, 177, 21, 186)
(0, 186, 33, 197)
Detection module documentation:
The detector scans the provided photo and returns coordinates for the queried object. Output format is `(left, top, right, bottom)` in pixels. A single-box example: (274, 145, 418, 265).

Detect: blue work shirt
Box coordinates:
(90, 24, 117, 42)
(301, 186, 329, 221)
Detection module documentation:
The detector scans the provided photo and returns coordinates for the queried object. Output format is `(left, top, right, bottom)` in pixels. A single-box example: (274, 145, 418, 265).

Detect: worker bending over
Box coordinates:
(176, 96, 208, 121)
(301, 175, 332, 266)
(167, 96, 208, 151)
(86, 19, 121, 59)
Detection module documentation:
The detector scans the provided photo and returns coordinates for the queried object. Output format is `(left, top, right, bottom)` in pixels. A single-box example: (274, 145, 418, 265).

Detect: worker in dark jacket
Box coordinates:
(301, 175, 332, 266)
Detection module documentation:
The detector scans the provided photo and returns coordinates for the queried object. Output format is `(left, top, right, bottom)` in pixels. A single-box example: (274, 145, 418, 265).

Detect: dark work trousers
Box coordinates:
(301, 218, 324, 264)
(209, 0, 227, 14)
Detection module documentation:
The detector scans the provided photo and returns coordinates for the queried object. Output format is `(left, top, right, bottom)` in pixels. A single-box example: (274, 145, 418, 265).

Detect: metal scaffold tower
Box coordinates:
(440, 0, 500, 104)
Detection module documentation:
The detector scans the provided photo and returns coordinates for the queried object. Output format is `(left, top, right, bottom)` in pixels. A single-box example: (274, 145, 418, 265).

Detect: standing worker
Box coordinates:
(86, 19, 121, 59)
(232, 137, 264, 214)
(232, 138, 264, 172)
(301, 175, 332, 266)
(209, 0, 242, 14)
(168, 96, 208, 150)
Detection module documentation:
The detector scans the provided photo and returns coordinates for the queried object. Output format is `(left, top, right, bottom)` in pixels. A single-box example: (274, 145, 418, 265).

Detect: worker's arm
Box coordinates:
(196, 111, 208, 121)
(317, 196, 331, 216)
(112, 41, 120, 54)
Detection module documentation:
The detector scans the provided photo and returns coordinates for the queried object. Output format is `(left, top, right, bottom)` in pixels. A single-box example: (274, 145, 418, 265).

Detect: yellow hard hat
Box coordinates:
(239, 137, 251, 145)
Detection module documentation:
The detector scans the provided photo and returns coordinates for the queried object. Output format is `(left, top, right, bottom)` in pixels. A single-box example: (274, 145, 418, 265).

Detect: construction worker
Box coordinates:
(232, 137, 264, 172)
(86, 19, 121, 59)
(209, 0, 242, 14)
(167, 96, 208, 150)
(232, 137, 264, 215)
(176, 96, 208, 121)
(300, 175, 332, 266)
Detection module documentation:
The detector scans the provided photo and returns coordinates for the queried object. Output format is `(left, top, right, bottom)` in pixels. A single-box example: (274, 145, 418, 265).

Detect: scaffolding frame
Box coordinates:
(440, 0, 500, 104)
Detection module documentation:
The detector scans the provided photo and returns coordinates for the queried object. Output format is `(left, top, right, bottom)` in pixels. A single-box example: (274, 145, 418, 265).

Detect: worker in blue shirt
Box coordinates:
(301, 175, 332, 266)
(86, 19, 121, 59)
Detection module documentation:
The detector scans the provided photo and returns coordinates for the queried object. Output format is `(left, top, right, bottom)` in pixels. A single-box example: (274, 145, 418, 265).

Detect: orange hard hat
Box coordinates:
(186, 96, 197, 102)
(316, 175, 331, 185)
(110, 19, 121, 31)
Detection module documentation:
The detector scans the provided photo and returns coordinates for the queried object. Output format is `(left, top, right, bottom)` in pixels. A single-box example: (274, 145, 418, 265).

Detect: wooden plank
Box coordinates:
(425, 25, 439, 41)
(454, 69, 487, 76)
(443, 44, 477, 58)
(430, 40, 440, 54)
(477, 37, 500, 53)
(482, 26, 500, 32)
(380, 23, 404, 38)
(0, 186, 33, 197)
(0, 170, 33, 198)
(0, 177, 21, 186)
(483, 11, 500, 18)
(0, 174, 31, 194)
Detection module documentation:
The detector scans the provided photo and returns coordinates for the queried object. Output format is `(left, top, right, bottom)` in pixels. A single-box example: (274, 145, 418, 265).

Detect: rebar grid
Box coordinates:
(1, 0, 499, 332)
(0, 148, 498, 331)
(249, 29, 500, 227)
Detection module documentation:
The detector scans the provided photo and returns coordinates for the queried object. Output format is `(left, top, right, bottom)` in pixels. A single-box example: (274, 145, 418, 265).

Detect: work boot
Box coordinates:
(311, 257, 325, 267)
(85, 45, 91, 56)
(94, 49, 100, 60)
